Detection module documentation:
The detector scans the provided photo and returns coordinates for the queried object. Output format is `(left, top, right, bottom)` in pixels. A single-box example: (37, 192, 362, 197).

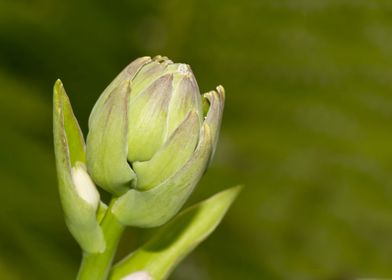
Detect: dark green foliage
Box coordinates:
(1, 0, 392, 279)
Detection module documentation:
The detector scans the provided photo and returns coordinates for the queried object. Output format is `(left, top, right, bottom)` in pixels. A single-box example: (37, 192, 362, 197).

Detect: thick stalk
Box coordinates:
(77, 200, 125, 280)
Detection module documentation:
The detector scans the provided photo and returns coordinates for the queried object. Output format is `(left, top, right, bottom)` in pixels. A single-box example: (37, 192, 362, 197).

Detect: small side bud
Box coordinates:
(53, 79, 105, 253)
(71, 163, 100, 209)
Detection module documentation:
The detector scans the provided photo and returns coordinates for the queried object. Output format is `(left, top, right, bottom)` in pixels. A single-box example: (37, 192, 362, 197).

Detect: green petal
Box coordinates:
(109, 186, 242, 280)
(89, 56, 152, 129)
(127, 74, 173, 162)
(165, 69, 203, 138)
(130, 57, 173, 100)
(53, 79, 105, 253)
(112, 123, 213, 227)
(86, 80, 136, 195)
(203, 85, 225, 160)
(133, 112, 200, 190)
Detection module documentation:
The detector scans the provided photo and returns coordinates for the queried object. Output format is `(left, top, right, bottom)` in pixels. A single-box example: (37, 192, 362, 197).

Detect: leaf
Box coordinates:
(109, 186, 242, 280)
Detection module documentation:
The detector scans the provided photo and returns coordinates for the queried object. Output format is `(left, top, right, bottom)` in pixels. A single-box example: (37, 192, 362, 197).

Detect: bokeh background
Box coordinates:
(2, 0, 392, 279)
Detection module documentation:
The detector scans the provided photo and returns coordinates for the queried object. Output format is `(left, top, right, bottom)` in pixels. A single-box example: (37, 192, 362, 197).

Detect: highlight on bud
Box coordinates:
(71, 163, 100, 209)
(84, 55, 225, 227)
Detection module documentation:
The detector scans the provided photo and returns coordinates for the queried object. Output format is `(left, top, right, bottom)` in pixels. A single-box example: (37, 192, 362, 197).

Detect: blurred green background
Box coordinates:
(2, 0, 392, 279)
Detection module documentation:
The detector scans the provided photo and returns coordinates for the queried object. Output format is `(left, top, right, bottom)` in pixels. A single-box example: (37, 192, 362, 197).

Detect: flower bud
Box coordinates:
(53, 80, 105, 253)
(86, 56, 225, 227)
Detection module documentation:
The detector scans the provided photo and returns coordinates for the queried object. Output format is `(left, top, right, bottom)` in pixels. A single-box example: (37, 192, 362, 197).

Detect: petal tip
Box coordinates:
(216, 85, 225, 100)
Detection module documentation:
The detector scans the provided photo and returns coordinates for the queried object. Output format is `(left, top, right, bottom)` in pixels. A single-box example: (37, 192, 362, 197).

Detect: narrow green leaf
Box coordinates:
(109, 186, 242, 280)
(53, 79, 105, 253)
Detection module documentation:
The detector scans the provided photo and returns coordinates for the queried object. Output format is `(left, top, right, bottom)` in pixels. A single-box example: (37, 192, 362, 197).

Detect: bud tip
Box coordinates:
(216, 85, 225, 99)
(178, 63, 191, 76)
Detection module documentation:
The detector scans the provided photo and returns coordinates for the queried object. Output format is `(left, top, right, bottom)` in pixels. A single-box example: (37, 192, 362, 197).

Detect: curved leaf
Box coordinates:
(109, 186, 242, 280)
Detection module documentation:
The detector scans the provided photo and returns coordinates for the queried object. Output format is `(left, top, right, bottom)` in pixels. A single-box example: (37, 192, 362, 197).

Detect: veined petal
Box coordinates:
(112, 123, 213, 227)
(133, 112, 200, 191)
(165, 65, 203, 138)
(130, 57, 172, 100)
(53, 80, 105, 253)
(86, 80, 136, 195)
(89, 56, 152, 129)
(202, 85, 225, 160)
(127, 74, 173, 162)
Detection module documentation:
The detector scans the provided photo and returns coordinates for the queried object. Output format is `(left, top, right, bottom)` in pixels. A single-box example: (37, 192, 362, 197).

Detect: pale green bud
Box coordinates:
(86, 56, 225, 227)
(53, 80, 105, 253)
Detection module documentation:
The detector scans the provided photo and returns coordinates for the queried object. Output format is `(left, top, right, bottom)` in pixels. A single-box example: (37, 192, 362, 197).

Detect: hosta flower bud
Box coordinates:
(86, 56, 225, 227)
(53, 80, 105, 253)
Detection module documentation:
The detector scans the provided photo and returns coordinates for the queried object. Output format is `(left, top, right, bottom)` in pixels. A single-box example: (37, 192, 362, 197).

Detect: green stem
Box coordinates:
(77, 199, 125, 280)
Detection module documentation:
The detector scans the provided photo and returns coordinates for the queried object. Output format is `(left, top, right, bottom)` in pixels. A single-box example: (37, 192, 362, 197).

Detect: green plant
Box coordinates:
(53, 56, 241, 280)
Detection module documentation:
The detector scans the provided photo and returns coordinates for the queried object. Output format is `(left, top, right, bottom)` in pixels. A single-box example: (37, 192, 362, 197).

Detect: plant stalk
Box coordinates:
(77, 199, 125, 280)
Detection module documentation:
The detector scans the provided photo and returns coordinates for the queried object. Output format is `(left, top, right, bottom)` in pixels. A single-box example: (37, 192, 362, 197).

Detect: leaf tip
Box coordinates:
(54, 79, 63, 94)
(217, 185, 243, 207)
